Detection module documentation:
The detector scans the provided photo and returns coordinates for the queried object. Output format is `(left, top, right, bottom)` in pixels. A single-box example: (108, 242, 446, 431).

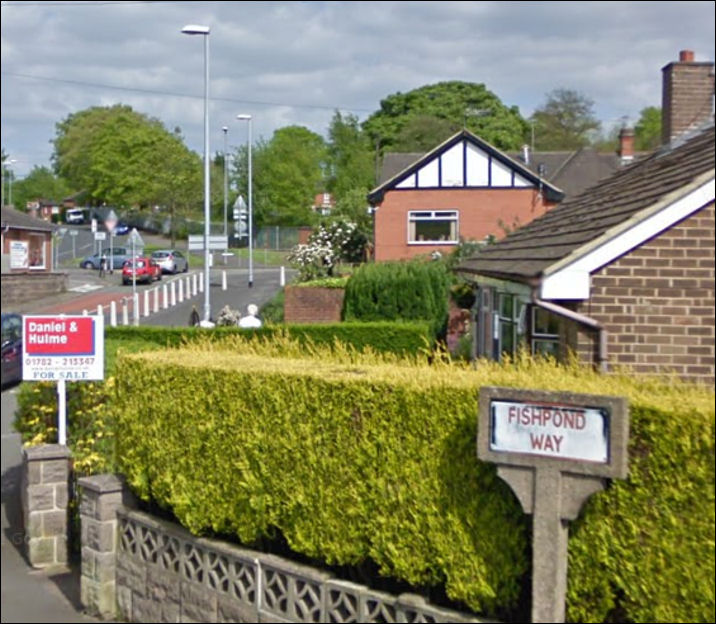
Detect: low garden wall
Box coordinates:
(284, 285, 345, 323)
(1, 272, 68, 305)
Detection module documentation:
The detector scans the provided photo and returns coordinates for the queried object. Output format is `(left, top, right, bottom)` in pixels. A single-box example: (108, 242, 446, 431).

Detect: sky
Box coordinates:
(1, 0, 714, 180)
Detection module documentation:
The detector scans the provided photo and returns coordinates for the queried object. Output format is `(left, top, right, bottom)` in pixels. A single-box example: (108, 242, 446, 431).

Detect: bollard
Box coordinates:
(199, 271, 204, 293)
(162, 284, 168, 309)
(122, 298, 129, 326)
(192, 273, 198, 297)
(110, 300, 117, 327)
(186, 275, 192, 298)
(143, 290, 149, 317)
(222, 270, 227, 291)
(97, 304, 103, 318)
(153, 287, 159, 313)
(83, 309, 88, 316)
(170, 281, 176, 306)
(280, 265, 285, 287)
(133, 293, 139, 326)
(178, 278, 184, 303)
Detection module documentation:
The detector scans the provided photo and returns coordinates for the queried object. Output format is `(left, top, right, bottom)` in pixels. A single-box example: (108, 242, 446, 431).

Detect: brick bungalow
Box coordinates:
(457, 51, 714, 384)
(367, 130, 565, 261)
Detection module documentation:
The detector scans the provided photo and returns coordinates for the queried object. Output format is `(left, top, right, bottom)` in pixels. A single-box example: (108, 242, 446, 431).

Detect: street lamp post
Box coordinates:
(2, 158, 17, 208)
(222, 126, 228, 248)
(182, 23, 212, 322)
(237, 114, 253, 288)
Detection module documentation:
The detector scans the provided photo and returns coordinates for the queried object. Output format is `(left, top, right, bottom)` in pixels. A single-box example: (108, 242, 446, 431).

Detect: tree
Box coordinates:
(233, 126, 326, 227)
(391, 115, 460, 152)
(52, 105, 201, 210)
(634, 106, 661, 151)
(326, 111, 375, 196)
(362, 81, 529, 152)
(11, 166, 71, 214)
(530, 88, 601, 150)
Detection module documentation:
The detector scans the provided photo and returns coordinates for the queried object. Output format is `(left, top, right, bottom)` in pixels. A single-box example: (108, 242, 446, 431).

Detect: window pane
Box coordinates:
(533, 308, 560, 336)
(414, 220, 454, 242)
(533, 339, 559, 358)
(499, 294, 513, 319)
(500, 321, 515, 355)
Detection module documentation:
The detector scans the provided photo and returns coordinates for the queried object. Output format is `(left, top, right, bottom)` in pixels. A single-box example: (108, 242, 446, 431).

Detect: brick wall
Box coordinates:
(1, 272, 68, 306)
(574, 202, 715, 384)
(284, 286, 345, 323)
(375, 188, 554, 261)
(661, 57, 715, 144)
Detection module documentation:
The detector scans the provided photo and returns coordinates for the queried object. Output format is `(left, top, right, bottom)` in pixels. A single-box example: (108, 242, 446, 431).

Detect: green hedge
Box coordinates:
(343, 260, 451, 337)
(112, 346, 714, 622)
(105, 322, 433, 357)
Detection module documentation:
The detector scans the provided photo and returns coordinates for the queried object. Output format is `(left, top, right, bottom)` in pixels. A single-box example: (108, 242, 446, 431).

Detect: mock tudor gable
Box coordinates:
(369, 130, 564, 261)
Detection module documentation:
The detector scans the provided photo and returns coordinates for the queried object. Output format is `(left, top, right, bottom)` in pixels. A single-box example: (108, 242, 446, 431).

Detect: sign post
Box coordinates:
(22, 315, 105, 446)
(477, 387, 629, 623)
(104, 209, 118, 273)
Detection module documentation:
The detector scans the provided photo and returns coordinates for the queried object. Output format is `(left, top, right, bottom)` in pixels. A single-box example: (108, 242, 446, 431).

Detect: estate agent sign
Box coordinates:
(478, 387, 629, 623)
(23, 315, 105, 446)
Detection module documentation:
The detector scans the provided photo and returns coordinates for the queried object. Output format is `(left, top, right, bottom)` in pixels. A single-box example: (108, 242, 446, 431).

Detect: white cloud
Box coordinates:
(1, 0, 714, 178)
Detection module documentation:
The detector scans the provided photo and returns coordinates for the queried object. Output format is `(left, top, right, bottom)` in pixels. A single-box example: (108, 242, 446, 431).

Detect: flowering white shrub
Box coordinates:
(287, 220, 364, 282)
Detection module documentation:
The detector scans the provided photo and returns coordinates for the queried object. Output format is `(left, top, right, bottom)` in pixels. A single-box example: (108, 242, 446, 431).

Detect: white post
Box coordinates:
(222, 270, 227, 291)
(97, 304, 103, 318)
(280, 265, 285, 287)
(133, 293, 140, 326)
(162, 284, 168, 309)
(110, 301, 117, 327)
(83, 309, 88, 316)
(171, 281, 177, 306)
(122, 298, 129, 326)
(199, 271, 204, 293)
(57, 379, 67, 446)
(144, 290, 150, 317)
(153, 287, 159, 313)
(193, 273, 198, 296)
(186, 276, 192, 298)
(178, 278, 184, 303)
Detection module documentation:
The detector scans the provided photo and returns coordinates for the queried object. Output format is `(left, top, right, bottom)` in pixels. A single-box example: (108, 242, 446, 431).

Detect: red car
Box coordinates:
(122, 257, 162, 285)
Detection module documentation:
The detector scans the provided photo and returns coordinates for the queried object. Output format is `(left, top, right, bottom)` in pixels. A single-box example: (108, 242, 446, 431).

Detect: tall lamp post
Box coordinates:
(182, 23, 212, 322)
(2, 158, 17, 208)
(236, 114, 253, 287)
(222, 126, 229, 252)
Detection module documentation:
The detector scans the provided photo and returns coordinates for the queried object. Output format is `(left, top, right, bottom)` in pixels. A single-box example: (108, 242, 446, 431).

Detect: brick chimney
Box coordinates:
(661, 49, 715, 144)
(618, 126, 635, 164)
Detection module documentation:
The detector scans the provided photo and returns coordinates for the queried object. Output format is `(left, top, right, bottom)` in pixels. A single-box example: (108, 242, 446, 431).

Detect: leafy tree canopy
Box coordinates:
(326, 111, 375, 197)
(530, 88, 601, 150)
(233, 125, 326, 227)
(11, 166, 71, 212)
(52, 104, 201, 209)
(634, 106, 661, 151)
(362, 81, 529, 152)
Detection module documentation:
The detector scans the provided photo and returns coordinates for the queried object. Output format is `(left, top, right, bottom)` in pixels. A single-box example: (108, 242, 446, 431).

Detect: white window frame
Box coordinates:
(531, 306, 560, 357)
(407, 210, 459, 245)
(28, 234, 47, 270)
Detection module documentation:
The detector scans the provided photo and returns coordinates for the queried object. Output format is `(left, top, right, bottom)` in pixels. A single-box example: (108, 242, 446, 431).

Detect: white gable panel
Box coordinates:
(396, 174, 416, 189)
(440, 143, 464, 187)
(466, 144, 489, 186)
(491, 159, 513, 186)
(417, 159, 439, 187)
(513, 173, 532, 188)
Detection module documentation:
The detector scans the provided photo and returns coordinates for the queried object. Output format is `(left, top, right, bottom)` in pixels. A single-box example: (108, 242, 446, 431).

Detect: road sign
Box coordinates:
(105, 209, 118, 232)
(188, 235, 229, 251)
(95, 232, 107, 241)
(69, 229, 79, 236)
(127, 227, 145, 248)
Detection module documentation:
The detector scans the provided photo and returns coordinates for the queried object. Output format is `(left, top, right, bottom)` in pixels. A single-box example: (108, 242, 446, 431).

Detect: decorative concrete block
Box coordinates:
(133, 595, 163, 624)
(82, 517, 117, 552)
(27, 485, 55, 512)
(42, 510, 67, 536)
(117, 551, 148, 596)
(148, 565, 181, 603)
(217, 594, 258, 624)
(27, 537, 55, 566)
(41, 459, 70, 484)
(325, 579, 364, 623)
(117, 585, 133, 622)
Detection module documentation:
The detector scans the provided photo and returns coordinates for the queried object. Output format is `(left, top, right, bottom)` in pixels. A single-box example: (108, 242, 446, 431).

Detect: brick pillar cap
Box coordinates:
(77, 473, 126, 494)
(22, 443, 71, 461)
(679, 49, 695, 62)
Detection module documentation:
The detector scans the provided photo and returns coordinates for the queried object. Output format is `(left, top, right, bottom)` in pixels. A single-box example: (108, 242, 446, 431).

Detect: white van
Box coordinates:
(65, 208, 85, 224)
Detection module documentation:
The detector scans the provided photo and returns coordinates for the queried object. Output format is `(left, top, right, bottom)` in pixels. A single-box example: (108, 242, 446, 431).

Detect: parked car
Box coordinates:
(80, 248, 130, 270)
(114, 222, 130, 236)
(1, 313, 23, 388)
(151, 249, 189, 274)
(122, 257, 162, 285)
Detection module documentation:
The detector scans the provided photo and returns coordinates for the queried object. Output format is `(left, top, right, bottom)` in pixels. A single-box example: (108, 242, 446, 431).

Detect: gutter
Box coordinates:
(532, 298, 609, 373)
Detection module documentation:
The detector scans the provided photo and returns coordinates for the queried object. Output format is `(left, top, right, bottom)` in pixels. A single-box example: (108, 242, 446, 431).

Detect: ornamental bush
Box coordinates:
(343, 259, 451, 338)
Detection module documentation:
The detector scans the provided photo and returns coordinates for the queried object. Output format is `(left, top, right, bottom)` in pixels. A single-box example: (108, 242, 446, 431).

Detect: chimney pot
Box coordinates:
(618, 127, 635, 163)
(679, 50, 695, 62)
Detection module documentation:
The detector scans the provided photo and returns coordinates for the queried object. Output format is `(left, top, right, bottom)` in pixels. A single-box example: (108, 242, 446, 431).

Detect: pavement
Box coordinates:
(1, 251, 291, 623)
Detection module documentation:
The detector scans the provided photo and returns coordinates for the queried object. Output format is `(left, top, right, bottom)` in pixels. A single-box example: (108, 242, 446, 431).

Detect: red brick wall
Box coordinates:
(284, 286, 345, 324)
(574, 202, 715, 384)
(374, 188, 554, 261)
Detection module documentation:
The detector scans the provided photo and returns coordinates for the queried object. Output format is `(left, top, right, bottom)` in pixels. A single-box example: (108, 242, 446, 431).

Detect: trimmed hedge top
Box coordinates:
(114, 343, 715, 622)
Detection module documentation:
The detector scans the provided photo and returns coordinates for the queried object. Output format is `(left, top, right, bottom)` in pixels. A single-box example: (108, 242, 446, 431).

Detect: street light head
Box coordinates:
(236, 114, 252, 121)
(181, 24, 210, 35)
(222, 126, 228, 132)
